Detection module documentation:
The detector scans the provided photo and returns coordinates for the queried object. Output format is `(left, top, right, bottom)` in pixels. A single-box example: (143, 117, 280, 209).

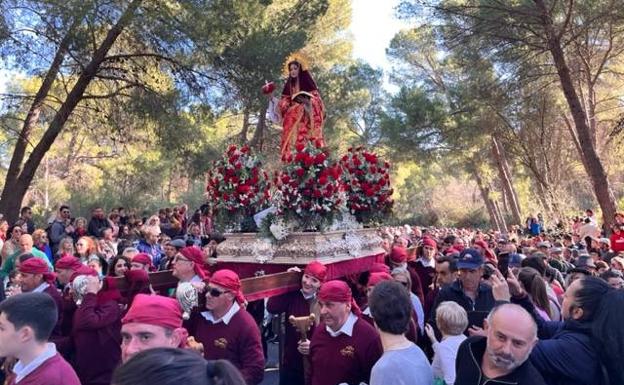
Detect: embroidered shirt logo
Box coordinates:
(214, 338, 228, 349)
(340, 345, 355, 357)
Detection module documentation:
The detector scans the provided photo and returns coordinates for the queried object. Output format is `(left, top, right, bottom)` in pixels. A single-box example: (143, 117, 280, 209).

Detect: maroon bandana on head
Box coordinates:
(55, 256, 82, 271)
(69, 265, 98, 283)
(180, 246, 209, 281)
(19, 258, 56, 283)
(422, 237, 437, 249)
(389, 246, 408, 264)
(122, 294, 183, 329)
(210, 269, 245, 305)
(370, 263, 390, 274)
(367, 272, 392, 288)
(304, 261, 327, 282)
(318, 280, 361, 316)
(131, 253, 154, 271)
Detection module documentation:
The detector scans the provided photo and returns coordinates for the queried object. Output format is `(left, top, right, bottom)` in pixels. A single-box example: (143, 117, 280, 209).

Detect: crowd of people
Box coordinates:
(0, 204, 623, 385)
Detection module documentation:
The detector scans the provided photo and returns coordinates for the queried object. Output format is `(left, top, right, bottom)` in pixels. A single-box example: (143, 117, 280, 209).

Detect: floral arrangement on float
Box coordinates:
(206, 144, 271, 231)
(339, 146, 394, 225)
(275, 140, 345, 230)
(259, 141, 346, 241)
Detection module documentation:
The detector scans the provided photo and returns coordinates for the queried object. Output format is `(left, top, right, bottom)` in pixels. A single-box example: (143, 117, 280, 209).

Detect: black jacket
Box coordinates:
(429, 280, 500, 330)
(455, 336, 547, 385)
(511, 294, 603, 385)
(87, 217, 110, 238)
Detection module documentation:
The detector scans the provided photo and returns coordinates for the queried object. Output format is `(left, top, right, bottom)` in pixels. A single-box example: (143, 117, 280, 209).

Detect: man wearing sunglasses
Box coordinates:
(187, 269, 264, 385)
(171, 246, 209, 286)
(49, 205, 74, 255)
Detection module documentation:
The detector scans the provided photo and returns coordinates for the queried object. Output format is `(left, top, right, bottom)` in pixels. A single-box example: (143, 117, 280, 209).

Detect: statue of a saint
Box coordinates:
(267, 59, 325, 160)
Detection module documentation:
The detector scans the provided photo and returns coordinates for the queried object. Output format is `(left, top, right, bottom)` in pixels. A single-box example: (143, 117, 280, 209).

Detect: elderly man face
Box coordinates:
(319, 300, 351, 332)
(18, 234, 34, 253)
(484, 304, 537, 374)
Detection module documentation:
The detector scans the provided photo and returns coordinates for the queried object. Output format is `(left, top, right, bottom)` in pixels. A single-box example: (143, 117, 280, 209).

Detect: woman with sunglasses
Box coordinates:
(1, 225, 23, 259)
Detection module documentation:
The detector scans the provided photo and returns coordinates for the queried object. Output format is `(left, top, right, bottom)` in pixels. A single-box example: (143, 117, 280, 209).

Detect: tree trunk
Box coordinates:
(472, 168, 501, 230)
(250, 103, 268, 150)
(0, 0, 143, 222)
(239, 104, 251, 144)
(493, 199, 508, 233)
(491, 136, 522, 226)
(0, 16, 84, 223)
(534, 0, 617, 226)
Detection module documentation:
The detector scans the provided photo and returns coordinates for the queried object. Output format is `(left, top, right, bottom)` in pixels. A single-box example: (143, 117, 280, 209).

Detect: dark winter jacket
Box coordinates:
(455, 336, 547, 385)
(430, 280, 500, 330)
(512, 294, 603, 385)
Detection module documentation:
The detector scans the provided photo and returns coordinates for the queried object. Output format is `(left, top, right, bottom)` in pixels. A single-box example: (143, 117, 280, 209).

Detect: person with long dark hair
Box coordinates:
(113, 348, 246, 385)
(493, 272, 624, 385)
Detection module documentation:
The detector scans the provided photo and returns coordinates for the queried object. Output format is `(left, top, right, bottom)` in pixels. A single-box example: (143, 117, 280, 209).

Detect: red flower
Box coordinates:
(363, 153, 378, 164)
(331, 166, 342, 180)
(318, 176, 328, 185)
(261, 82, 275, 95)
(295, 168, 305, 177)
(314, 153, 327, 165)
(295, 143, 305, 152)
(303, 154, 314, 168)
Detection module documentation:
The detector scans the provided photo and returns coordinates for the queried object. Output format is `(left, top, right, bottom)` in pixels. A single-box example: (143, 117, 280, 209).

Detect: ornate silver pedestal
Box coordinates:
(216, 228, 383, 264)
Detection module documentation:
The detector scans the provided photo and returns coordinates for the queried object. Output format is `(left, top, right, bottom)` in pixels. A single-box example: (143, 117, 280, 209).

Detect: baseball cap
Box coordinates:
(168, 239, 186, 249)
(457, 248, 484, 269)
(508, 253, 524, 268)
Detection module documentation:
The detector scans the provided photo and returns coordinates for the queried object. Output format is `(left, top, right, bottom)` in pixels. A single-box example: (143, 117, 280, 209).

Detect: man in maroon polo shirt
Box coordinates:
(187, 269, 264, 385)
(267, 261, 327, 385)
(0, 293, 80, 385)
(299, 280, 383, 385)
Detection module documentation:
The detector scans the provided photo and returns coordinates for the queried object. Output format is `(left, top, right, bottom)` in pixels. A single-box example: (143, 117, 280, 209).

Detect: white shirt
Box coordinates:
(432, 334, 466, 385)
(417, 257, 435, 268)
(178, 275, 202, 284)
(300, 289, 315, 300)
(13, 343, 57, 383)
(201, 302, 240, 325)
(32, 282, 49, 293)
(326, 312, 357, 337)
